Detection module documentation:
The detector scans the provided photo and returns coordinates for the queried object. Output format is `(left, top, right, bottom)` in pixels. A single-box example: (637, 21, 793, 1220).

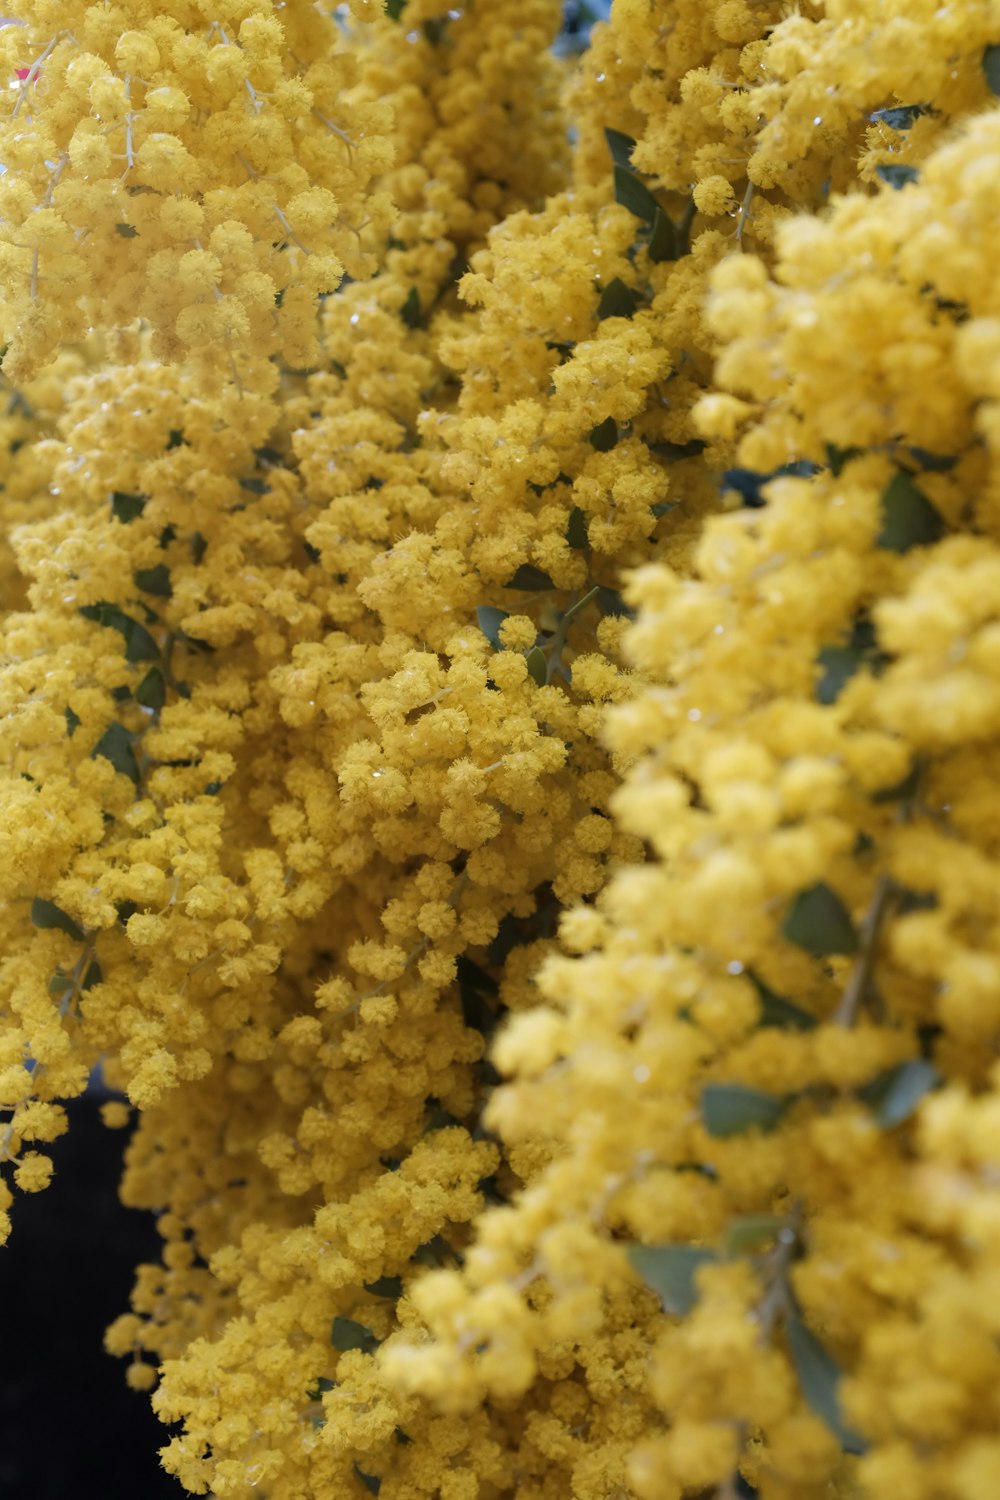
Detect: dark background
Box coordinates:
(0, 1098, 180, 1498)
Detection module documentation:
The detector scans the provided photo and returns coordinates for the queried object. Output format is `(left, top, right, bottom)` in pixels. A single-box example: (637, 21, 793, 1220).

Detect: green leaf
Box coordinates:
(31, 898, 85, 942)
(82, 961, 102, 990)
(525, 646, 548, 686)
(723, 1214, 787, 1255)
(238, 476, 271, 496)
(79, 603, 159, 662)
(826, 443, 862, 477)
(596, 277, 637, 320)
(782, 883, 858, 956)
(604, 127, 637, 168)
(648, 438, 706, 462)
(475, 605, 508, 647)
(869, 104, 928, 130)
(859, 1058, 940, 1128)
(651, 500, 677, 519)
(566, 506, 589, 550)
(110, 491, 146, 524)
(364, 1275, 403, 1299)
(504, 564, 555, 591)
(400, 286, 422, 328)
(92, 723, 141, 785)
(629, 1243, 718, 1315)
(875, 163, 919, 190)
(354, 1464, 381, 1496)
(702, 1084, 789, 1138)
(648, 207, 677, 263)
(816, 644, 864, 705)
(984, 43, 1000, 95)
(785, 1308, 867, 1454)
(613, 164, 660, 224)
(331, 1316, 380, 1355)
(906, 445, 957, 473)
(115, 222, 138, 238)
(386, 0, 406, 16)
(589, 416, 618, 452)
(48, 973, 75, 997)
(457, 954, 499, 1034)
(306, 1376, 336, 1401)
(753, 975, 817, 1032)
(134, 563, 172, 597)
(877, 471, 945, 552)
(411, 1233, 458, 1268)
(65, 706, 81, 737)
(166, 428, 187, 450)
(422, 15, 447, 43)
(595, 585, 635, 619)
(135, 667, 166, 711)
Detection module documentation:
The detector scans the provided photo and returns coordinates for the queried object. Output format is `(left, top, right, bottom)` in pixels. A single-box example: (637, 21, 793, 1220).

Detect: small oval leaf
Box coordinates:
(476, 605, 509, 648)
(702, 1084, 789, 1138)
(816, 644, 864, 705)
(984, 43, 1000, 95)
(589, 416, 618, 452)
(629, 1243, 718, 1315)
(364, 1275, 403, 1299)
(134, 564, 172, 597)
(92, 723, 141, 785)
(875, 162, 919, 190)
(860, 1058, 940, 1128)
(135, 667, 166, 711)
(782, 883, 858, 956)
(648, 207, 677, 263)
(566, 506, 589, 550)
(869, 104, 928, 130)
(110, 491, 146, 524)
(32, 898, 85, 942)
(596, 277, 638, 321)
(878, 471, 945, 552)
(400, 286, 422, 328)
(604, 127, 637, 168)
(331, 1316, 380, 1355)
(504, 564, 555, 591)
(786, 1308, 867, 1454)
(723, 1214, 787, 1255)
(613, 164, 660, 224)
(525, 646, 548, 686)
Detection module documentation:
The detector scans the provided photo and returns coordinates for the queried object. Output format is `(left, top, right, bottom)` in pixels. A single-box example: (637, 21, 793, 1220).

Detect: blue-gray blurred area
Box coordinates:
(0, 1098, 179, 1498)
(556, 0, 612, 54)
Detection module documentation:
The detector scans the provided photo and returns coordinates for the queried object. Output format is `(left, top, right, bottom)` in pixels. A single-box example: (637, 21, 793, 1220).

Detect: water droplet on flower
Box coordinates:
(727, 961, 744, 975)
(687, 707, 701, 721)
(634, 1065, 651, 1083)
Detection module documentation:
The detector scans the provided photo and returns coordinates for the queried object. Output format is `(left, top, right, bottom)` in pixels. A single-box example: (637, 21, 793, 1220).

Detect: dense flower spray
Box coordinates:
(2, 1, 1000, 1498)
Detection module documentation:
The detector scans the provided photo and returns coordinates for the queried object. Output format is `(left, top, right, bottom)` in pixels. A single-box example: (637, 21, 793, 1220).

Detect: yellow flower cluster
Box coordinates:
(3, 0, 1000, 1497)
(0, 1, 394, 384)
(396, 77, 1000, 1500)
